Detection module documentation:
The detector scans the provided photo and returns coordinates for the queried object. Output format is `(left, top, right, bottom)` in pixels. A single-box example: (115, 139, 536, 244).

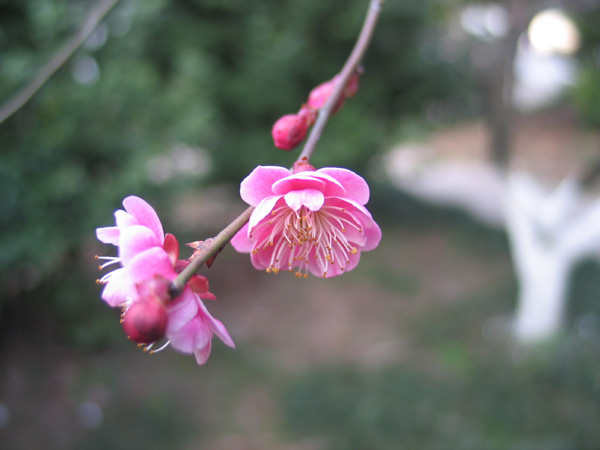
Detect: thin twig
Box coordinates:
(170, 206, 254, 297)
(170, 0, 386, 295)
(297, 0, 385, 163)
(0, 0, 119, 124)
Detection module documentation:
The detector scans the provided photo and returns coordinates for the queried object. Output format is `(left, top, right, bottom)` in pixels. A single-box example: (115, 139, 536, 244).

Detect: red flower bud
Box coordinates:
(272, 114, 308, 150)
(121, 298, 168, 344)
(122, 275, 171, 344)
(298, 105, 317, 128)
(307, 76, 345, 115)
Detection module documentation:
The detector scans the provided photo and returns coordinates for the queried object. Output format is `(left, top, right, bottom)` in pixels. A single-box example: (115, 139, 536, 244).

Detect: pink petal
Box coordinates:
(272, 173, 327, 195)
(118, 225, 163, 266)
(115, 210, 137, 229)
(310, 171, 347, 198)
(127, 246, 177, 285)
(248, 195, 282, 232)
(284, 189, 325, 212)
(361, 221, 382, 251)
(199, 300, 236, 348)
(231, 223, 253, 253)
(194, 339, 212, 365)
(329, 198, 381, 251)
(100, 268, 131, 307)
(96, 226, 120, 245)
(122, 196, 164, 245)
(328, 197, 375, 226)
(318, 167, 370, 204)
(167, 289, 200, 333)
(168, 315, 211, 354)
(240, 166, 291, 206)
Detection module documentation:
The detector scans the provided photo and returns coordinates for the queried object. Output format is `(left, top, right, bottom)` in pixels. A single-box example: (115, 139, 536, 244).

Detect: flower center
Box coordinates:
(250, 203, 361, 278)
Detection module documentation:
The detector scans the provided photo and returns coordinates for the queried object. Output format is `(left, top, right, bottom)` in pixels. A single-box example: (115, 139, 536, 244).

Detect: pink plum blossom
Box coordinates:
(231, 166, 381, 278)
(96, 196, 234, 364)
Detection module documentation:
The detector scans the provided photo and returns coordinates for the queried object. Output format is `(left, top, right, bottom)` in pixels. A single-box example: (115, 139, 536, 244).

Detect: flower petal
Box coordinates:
(318, 167, 370, 204)
(115, 209, 137, 229)
(194, 339, 212, 365)
(240, 166, 291, 206)
(328, 197, 381, 251)
(310, 171, 348, 198)
(127, 246, 177, 285)
(231, 223, 253, 253)
(167, 288, 200, 333)
(248, 195, 282, 232)
(100, 268, 131, 307)
(199, 300, 236, 348)
(119, 225, 163, 266)
(96, 226, 120, 245)
(123, 196, 164, 245)
(168, 315, 211, 354)
(272, 173, 327, 195)
(362, 220, 382, 251)
(284, 189, 325, 212)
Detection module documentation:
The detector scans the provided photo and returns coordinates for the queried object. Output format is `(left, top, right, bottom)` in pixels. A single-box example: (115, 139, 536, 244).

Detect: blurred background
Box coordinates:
(2, 0, 600, 448)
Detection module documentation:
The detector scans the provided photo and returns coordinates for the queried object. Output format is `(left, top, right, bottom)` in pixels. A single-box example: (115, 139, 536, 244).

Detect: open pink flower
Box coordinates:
(96, 196, 234, 364)
(231, 166, 381, 278)
(96, 196, 165, 307)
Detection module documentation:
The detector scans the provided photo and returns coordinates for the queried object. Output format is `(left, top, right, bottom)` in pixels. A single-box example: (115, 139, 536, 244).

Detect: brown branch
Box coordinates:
(170, 206, 254, 298)
(169, 0, 386, 296)
(0, 0, 119, 124)
(297, 0, 386, 163)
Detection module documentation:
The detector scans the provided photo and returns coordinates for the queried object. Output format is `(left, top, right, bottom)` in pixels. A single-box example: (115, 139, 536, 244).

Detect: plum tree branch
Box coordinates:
(297, 0, 385, 163)
(0, 0, 119, 124)
(169, 0, 385, 296)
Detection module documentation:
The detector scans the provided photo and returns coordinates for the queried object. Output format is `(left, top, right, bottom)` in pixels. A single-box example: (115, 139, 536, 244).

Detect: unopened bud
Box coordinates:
(298, 105, 317, 128)
(307, 76, 345, 114)
(121, 298, 168, 344)
(272, 114, 308, 150)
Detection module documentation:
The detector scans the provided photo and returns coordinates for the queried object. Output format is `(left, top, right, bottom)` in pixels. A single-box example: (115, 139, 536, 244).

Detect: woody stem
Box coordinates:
(169, 206, 254, 298)
(297, 0, 386, 163)
(169, 0, 385, 296)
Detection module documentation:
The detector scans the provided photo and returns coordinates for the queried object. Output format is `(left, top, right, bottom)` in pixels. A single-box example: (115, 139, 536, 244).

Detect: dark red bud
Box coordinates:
(272, 114, 308, 150)
(121, 299, 168, 344)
